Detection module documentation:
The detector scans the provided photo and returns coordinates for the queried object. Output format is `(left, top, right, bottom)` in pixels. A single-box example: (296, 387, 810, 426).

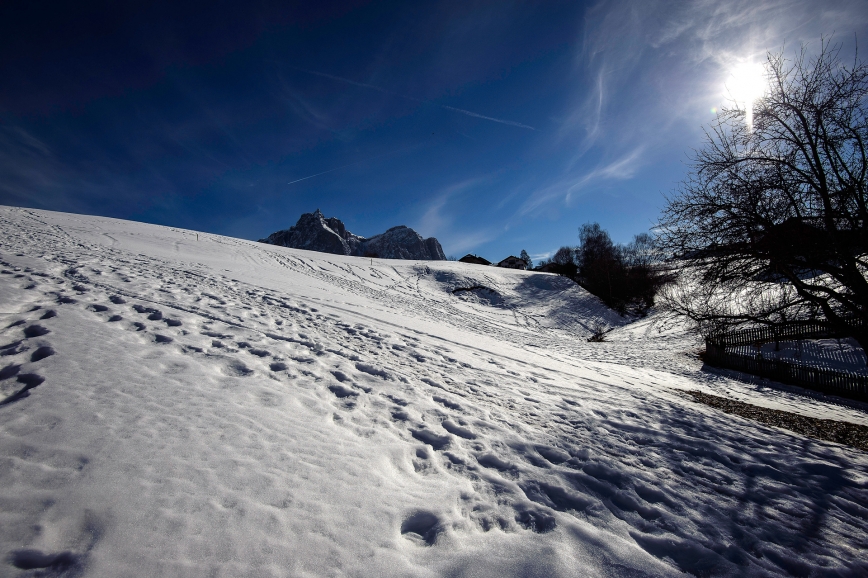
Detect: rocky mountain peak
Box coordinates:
(259, 211, 445, 260)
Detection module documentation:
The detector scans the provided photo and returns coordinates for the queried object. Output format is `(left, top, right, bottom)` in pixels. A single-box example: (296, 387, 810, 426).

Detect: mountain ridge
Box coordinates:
(259, 209, 445, 260)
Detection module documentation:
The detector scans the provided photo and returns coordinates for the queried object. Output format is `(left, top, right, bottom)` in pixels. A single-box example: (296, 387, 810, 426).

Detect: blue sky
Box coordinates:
(1, 1, 866, 261)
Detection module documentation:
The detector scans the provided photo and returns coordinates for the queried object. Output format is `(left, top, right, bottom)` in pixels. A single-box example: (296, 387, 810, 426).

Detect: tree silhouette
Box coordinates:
(659, 40, 868, 351)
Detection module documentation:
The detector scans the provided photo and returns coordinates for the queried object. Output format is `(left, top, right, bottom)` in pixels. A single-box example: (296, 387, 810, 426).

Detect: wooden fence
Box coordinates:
(704, 343, 868, 402)
(707, 318, 865, 348)
(704, 320, 868, 402)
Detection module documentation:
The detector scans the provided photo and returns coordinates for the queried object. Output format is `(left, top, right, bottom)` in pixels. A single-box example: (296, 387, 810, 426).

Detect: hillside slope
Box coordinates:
(1, 207, 866, 577)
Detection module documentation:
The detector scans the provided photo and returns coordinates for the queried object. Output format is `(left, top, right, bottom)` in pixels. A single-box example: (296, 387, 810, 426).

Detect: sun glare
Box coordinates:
(725, 61, 766, 128)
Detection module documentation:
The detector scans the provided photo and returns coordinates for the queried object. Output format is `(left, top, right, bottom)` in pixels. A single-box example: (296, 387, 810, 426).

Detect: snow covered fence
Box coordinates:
(704, 341, 868, 402)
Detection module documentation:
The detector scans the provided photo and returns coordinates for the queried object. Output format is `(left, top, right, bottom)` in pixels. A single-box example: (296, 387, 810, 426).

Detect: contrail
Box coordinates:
(287, 143, 421, 186)
(290, 67, 535, 130)
(440, 105, 536, 130)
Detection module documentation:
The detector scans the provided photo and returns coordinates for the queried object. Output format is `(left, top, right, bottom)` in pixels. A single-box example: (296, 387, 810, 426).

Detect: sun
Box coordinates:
(725, 61, 767, 128)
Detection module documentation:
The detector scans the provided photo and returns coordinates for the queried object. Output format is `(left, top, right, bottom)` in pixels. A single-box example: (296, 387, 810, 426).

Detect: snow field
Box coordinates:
(0, 206, 867, 577)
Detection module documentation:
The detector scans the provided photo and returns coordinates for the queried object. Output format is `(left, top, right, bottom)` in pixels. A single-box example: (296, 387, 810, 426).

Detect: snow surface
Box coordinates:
(0, 206, 867, 577)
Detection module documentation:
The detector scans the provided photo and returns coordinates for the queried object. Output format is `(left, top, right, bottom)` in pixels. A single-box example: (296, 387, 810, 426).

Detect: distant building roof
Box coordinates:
(496, 256, 527, 270)
(459, 254, 491, 266)
(535, 262, 560, 273)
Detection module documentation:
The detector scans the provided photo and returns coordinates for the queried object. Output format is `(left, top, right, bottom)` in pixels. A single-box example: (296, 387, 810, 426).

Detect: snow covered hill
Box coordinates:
(1, 206, 866, 577)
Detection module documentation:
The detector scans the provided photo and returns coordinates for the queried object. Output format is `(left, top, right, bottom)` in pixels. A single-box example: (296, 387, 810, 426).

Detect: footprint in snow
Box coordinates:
(413, 447, 436, 474)
(222, 360, 253, 377)
(513, 505, 557, 533)
(328, 384, 357, 399)
(411, 428, 451, 450)
(1, 373, 46, 405)
(476, 453, 516, 474)
(7, 548, 82, 572)
(433, 395, 462, 411)
(536, 446, 571, 465)
(132, 304, 162, 320)
(23, 324, 50, 338)
(331, 370, 349, 382)
(400, 511, 443, 546)
(30, 346, 55, 362)
(441, 419, 476, 439)
(0, 364, 20, 380)
(0, 340, 27, 356)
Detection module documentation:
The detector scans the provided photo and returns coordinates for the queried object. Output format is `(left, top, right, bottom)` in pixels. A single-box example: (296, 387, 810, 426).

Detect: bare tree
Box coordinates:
(551, 246, 577, 265)
(659, 39, 868, 351)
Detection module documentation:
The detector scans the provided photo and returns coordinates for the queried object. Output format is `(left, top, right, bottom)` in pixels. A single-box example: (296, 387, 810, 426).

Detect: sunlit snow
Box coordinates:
(1, 207, 866, 577)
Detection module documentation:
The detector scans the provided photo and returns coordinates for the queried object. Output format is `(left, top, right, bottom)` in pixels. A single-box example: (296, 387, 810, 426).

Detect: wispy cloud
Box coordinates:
(291, 67, 535, 130)
(443, 229, 500, 256)
(417, 177, 485, 237)
(518, 146, 645, 217)
(415, 177, 501, 255)
(574, 146, 644, 185)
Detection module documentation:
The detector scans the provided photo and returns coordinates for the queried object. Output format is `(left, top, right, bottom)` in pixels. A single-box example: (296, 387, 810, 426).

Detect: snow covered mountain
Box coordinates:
(259, 209, 446, 260)
(1, 206, 866, 577)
